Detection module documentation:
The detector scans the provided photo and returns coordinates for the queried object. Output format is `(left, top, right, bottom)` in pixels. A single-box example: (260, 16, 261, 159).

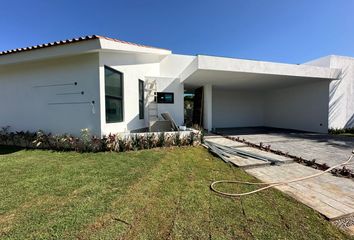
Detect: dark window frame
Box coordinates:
(104, 65, 124, 123)
(156, 92, 174, 104)
(138, 79, 144, 119)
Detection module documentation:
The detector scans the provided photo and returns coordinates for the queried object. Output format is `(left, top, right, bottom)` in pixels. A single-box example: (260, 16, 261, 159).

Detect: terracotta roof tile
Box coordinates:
(0, 35, 169, 56)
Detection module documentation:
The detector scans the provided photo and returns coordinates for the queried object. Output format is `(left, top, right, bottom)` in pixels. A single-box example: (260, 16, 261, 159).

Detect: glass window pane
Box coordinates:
(105, 67, 122, 98)
(139, 101, 144, 119)
(139, 81, 144, 100)
(139, 80, 144, 119)
(106, 97, 123, 123)
(164, 93, 173, 103)
(156, 92, 174, 104)
(105, 66, 123, 123)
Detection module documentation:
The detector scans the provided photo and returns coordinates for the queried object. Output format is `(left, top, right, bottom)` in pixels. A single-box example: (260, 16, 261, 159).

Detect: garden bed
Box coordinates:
(0, 126, 202, 152)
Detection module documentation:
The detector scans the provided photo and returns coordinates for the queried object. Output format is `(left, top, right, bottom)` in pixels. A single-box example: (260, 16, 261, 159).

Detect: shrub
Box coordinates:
(329, 128, 354, 135)
(157, 132, 165, 147)
(0, 127, 202, 153)
(175, 132, 181, 147)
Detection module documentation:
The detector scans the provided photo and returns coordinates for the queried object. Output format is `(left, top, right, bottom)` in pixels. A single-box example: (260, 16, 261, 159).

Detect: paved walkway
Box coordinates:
(205, 134, 354, 223)
(246, 163, 354, 220)
(217, 127, 354, 171)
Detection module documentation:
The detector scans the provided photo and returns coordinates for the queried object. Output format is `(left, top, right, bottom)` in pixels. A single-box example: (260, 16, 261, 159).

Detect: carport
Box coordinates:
(181, 55, 340, 133)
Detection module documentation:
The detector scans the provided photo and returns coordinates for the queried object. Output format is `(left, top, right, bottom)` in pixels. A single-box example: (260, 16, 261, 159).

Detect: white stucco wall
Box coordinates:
(203, 84, 213, 130)
(154, 77, 184, 126)
(0, 51, 186, 136)
(98, 52, 161, 135)
(159, 54, 195, 126)
(212, 88, 265, 128)
(264, 81, 330, 133)
(305, 55, 354, 129)
(159, 54, 195, 77)
(0, 53, 101, 136)
(330, 56, 354, 128)
(211, 81, 329, 133)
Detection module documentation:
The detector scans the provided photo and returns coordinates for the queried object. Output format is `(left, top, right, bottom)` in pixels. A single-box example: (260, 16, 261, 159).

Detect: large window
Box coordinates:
(105, 66, 123, 123)
(139, 80, 144, 119)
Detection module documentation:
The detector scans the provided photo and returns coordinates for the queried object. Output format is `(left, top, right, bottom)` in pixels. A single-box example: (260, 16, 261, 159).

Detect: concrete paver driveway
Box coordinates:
(216, 127, 354, 171)
(205, 133, 354, 222)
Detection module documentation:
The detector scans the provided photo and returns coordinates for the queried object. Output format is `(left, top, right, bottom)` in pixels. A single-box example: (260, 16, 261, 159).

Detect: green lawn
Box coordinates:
(0, 146, 351, 240)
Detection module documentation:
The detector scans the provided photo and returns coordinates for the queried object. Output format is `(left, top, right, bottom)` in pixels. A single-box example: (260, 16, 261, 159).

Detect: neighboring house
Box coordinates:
(0, 35, 353, 136)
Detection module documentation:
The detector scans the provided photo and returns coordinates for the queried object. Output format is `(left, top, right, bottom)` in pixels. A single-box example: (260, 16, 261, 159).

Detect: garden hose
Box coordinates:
(210, 150, 354, 197)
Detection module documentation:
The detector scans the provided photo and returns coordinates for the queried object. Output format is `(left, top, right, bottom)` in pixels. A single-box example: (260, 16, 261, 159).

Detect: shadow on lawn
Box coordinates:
(0, 145, 23, 155)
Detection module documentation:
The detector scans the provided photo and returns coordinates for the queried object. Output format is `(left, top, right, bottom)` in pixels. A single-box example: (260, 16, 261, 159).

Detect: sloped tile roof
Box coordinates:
(0, 35, 169, 56)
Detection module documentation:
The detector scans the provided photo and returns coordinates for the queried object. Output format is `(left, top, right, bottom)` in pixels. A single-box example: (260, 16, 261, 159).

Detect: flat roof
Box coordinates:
(181, 55, 341, 90)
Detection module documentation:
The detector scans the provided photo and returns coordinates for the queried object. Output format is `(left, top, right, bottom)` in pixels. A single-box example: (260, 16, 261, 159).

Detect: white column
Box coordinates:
(203, 84, 213, 131)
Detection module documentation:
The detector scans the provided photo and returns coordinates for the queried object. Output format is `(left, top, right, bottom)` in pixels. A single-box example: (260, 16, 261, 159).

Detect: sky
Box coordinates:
(0, 0, 353, 64)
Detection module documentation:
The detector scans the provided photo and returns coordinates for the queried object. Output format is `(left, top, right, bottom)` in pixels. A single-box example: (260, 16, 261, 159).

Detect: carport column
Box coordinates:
(203, 84, 213, 131)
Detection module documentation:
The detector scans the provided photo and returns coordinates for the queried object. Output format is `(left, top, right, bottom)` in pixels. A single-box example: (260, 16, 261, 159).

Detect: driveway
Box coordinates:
(216, 127, 354, 171)
(205, 132, 354, 223)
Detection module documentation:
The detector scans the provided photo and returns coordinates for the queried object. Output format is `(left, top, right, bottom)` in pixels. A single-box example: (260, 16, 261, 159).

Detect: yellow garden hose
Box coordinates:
(210, 151, 354, 197)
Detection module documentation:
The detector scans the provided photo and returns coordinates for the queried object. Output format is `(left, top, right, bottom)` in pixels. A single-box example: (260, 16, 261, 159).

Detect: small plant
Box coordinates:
(175, 132, 181, 146)
(80, 128, 91, 151)
(116, 134, 125, 152)
(90, 135, 103, 152)
(188, 131, 195, 146)
(305, 159, 316, 167)
(0, 126, 10, 134)
(33, 130, 50, 148)
(147, 133, 156, 149)
(104, 133, 117, 151)
(158, 132, 165, 147)
(140, 134, 148, 149)
(124, 136, 133, 151)
(132, 134, 139, 150)
(332, 166, 353, 177)
(164, 133, 174, 147)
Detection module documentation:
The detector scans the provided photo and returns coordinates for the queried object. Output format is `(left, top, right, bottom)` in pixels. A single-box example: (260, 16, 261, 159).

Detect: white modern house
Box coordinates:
(0, 35, 353, 136)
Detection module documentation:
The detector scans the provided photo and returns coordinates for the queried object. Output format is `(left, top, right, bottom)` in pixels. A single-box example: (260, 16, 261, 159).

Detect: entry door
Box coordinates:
(192, 87, 203, 127)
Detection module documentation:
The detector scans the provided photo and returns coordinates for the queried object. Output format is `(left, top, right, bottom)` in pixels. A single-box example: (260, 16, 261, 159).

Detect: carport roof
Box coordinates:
(181, 55, 341, 90)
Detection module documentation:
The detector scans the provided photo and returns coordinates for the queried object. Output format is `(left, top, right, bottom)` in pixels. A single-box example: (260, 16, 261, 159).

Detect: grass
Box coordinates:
(338, 133, 354, 137)
(0, 146, 351, 240)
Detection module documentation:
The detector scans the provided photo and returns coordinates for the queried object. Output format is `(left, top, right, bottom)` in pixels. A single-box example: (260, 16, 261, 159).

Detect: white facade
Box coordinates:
(305, 55, 354, 129)
(0, 35, 353, 136)
(263, 81, 330, 133)
(0, 53, 100, 136)
(98, 52, 161, 135)
(211, 81, 330, 133)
